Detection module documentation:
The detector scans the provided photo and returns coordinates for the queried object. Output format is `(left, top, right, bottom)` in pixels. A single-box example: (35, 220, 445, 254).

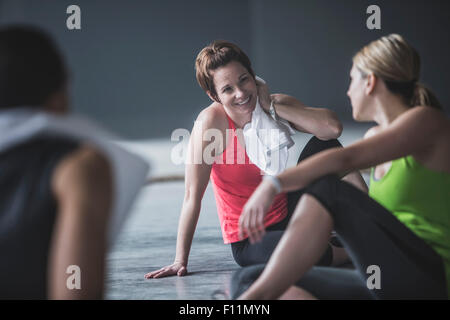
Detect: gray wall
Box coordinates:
(1, 0, 449, 138)
(250, 0, 450, 123)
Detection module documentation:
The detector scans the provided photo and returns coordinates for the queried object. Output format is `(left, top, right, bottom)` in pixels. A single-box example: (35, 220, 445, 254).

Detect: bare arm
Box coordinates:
(271, 94, 343, 140)
(48, 145, 112, 299)
(277, 107, 445, 192)
(256, 79, 342, 140)
(174, 133, 213, 267)
(145, 108, 220, 278)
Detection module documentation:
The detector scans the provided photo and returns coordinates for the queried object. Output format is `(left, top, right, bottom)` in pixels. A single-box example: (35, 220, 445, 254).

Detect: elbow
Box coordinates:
(183, 186, 202, 207)
(183, 188, 194, 204)
(317, 110, 343, 140)
(326, 110, 343, 139)
(330, 117, 343, 139)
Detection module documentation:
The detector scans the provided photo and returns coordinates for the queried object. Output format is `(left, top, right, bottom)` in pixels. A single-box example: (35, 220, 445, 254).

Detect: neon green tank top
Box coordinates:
(369, 155, 450, 298)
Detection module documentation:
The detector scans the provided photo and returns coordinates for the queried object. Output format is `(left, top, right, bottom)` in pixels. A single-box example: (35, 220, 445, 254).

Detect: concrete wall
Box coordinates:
(1, 0, 449, 138)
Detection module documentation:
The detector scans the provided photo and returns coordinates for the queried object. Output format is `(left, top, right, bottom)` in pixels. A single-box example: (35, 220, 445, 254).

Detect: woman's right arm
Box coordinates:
(145, 108, 220, 279)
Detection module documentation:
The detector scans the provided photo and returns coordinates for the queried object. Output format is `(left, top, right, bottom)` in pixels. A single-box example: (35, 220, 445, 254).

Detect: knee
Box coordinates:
(302, 175, 339, 214)
(298, 137, 343, 164)
(231, 245, 250, 267)
(310, 136, 342, 150)
(232, 252, 245, 267)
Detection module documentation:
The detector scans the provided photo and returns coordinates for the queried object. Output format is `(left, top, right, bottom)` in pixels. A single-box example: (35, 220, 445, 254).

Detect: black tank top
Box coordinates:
(0, 137, 79, 299)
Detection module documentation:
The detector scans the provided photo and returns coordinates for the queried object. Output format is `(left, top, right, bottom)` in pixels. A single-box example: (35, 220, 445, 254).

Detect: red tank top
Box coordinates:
(210, 113, 288, 244)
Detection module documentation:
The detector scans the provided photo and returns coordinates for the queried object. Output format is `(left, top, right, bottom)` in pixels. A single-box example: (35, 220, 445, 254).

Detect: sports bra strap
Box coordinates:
(225, 112, 236, 130)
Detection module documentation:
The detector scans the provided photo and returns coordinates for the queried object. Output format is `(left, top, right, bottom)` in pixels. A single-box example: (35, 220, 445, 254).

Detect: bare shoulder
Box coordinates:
(398, 106, 448, 127)
(393, 106, 450, 165)
(393, 106, 450, 141)
(195, 102, 228, 132)
(52, 144, 112, 198)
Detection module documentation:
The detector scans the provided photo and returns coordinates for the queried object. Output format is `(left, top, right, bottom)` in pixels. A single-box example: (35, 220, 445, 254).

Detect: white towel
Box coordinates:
(243, 78, 296, 175)
(0, 107, 150, 246)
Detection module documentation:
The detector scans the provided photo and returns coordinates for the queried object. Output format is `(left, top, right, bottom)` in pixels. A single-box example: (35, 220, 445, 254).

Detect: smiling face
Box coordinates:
(347, 64, 372, 121)
(209, 61, 257, 117)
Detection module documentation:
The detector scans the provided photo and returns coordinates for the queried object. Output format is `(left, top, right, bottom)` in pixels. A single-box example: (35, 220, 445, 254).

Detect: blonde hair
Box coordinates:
(353, 34, 441, 109)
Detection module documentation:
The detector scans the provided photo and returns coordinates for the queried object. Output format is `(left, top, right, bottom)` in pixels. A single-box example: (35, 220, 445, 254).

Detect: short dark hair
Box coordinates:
(195, 40, 255, 102)
(0, 25, 67, 109)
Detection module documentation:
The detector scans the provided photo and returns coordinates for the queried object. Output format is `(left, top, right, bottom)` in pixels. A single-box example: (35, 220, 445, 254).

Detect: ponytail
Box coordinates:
(411, 82, 442, 110)
(354, 34, 443, 111)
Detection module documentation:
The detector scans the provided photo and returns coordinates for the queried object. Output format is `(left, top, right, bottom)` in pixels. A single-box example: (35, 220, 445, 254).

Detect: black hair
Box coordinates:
(0, 25, 67, 109)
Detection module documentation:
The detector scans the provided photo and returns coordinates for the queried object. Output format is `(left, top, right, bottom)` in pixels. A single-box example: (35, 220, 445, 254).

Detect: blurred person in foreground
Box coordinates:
(0, 25, 148, 299)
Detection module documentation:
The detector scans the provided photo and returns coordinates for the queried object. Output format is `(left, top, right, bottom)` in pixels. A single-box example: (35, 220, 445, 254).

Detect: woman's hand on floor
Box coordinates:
(144, 262, 187, 279)
(239, 179, 278, 243)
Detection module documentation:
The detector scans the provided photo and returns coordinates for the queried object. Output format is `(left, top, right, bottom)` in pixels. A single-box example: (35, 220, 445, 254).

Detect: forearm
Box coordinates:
(272, 94, 342, 139)
(174, 199, 201, 265)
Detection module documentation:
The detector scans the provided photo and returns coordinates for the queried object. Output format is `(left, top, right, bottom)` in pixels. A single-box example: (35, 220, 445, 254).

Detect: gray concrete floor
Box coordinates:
(105, 182, 237, 300)
(105, 125, 370, 300)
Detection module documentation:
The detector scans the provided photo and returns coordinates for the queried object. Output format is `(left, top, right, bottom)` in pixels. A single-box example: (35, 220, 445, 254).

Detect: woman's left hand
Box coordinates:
(238, 179, 278, 243)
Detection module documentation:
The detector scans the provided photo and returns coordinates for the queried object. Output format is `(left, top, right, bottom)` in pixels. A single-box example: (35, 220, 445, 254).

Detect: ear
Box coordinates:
(365, 73, 377, 95)
(206, 90, 220, 103)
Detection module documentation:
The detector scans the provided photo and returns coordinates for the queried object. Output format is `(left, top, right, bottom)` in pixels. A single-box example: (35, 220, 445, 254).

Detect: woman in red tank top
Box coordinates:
(145, 40, 367, 279)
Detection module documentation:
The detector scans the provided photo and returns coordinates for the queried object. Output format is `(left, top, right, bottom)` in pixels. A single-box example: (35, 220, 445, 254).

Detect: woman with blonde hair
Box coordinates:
(233, 34, 450, 299)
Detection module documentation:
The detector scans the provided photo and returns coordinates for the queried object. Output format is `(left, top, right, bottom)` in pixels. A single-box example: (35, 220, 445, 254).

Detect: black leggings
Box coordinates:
(231, 175, 448, 299)
(231, 136, 343, 267)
